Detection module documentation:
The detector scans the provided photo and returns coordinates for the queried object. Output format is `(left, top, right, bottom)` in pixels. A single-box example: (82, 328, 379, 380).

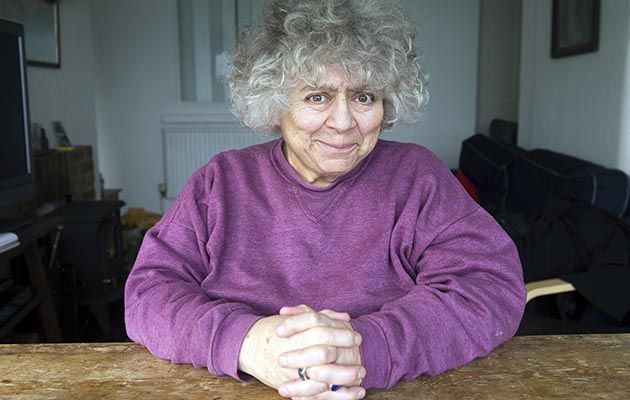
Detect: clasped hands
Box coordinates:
(238, 304, 366, 399)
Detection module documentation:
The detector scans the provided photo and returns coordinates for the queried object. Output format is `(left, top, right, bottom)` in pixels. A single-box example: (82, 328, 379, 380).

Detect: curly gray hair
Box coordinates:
(227, 0, 429, 134)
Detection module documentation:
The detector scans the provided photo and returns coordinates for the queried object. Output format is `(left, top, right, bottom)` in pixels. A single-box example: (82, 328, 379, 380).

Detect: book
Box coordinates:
(0, 232, 20, 254)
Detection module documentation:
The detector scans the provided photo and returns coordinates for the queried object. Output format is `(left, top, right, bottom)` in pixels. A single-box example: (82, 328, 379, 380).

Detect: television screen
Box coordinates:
(0, 19, 33, 210)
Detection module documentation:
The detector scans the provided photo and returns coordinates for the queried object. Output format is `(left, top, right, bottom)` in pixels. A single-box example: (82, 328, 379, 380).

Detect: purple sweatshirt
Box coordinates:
(125, 139, 525, 389)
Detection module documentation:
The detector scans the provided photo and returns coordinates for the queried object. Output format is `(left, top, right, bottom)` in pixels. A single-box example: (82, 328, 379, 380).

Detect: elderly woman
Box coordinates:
(125, 0, 525, 399)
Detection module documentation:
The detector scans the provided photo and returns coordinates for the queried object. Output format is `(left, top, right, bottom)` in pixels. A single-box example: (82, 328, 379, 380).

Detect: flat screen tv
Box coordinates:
(0, 19, 33, 210)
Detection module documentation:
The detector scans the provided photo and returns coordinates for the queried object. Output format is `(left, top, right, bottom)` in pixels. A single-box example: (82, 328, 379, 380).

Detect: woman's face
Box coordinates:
(278, 70, 384, 186)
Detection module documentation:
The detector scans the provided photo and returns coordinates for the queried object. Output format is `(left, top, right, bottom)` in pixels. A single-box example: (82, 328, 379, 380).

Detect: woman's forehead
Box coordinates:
(293, 68, 371, 92)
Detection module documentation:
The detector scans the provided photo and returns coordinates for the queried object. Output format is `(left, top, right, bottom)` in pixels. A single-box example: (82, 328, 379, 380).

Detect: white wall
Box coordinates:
(27, 0, 98, 168)
(92, 0, 180, 212)
(476, 0, 521, 135)
(93, 0, 480, 212)
(519, 0, 630, 171)
(389, 0, 480, 169)
(617, 6, 630, 173)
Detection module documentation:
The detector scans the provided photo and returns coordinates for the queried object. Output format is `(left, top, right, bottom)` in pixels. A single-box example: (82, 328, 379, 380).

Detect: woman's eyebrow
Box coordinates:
(300, 84, 336, 92)
(300, 84, 370, 92)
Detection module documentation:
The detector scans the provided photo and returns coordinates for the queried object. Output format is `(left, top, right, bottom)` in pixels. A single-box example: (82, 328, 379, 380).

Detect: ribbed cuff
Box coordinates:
(350, 316, 392, 389)
(209, 309, 263, 381)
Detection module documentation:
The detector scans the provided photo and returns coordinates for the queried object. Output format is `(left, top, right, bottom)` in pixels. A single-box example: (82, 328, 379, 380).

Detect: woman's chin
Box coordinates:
(315, 161, 359, 181)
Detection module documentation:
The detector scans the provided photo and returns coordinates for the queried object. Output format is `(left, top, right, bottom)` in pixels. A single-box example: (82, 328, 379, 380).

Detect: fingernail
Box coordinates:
(277, 325, 286, 336)
(358, 368, 366, 379)
(278, 386, 289, 397)
(354, 333, 362, 345)
(358, 388, 366, 399)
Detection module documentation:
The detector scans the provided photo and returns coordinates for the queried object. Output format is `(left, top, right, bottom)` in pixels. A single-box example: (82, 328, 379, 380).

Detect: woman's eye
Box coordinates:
(356, 93, 374, 104)
(306, 94, 326, 103)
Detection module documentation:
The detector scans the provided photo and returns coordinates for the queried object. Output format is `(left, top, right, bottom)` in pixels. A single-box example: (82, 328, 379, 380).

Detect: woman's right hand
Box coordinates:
(275, 306, 366, 399)
(237, 306, 365, 399)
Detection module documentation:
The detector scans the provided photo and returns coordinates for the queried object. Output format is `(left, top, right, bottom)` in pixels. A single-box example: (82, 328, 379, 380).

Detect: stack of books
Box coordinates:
(0, 232, 19, 254)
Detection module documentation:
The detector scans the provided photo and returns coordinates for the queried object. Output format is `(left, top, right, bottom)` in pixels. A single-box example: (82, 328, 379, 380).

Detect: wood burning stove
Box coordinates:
(51, 201, 126, 337)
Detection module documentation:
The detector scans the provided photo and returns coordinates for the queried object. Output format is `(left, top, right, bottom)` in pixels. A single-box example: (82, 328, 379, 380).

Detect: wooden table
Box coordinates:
(1, 334, 629, 399)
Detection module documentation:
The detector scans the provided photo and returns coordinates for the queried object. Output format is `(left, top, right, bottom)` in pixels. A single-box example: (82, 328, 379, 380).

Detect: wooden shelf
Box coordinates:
(0, 218, 60, 265)
(0, 292, 42, 339)
(0, 217, 62, 342)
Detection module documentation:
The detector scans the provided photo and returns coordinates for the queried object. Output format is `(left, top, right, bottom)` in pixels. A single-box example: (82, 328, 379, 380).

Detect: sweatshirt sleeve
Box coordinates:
(124, 167, 262, 380)
(350, 159, 526, 389)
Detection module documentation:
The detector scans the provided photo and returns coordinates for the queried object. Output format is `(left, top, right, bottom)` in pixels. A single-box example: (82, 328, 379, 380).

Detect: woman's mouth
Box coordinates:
(317, 141, 357, 154)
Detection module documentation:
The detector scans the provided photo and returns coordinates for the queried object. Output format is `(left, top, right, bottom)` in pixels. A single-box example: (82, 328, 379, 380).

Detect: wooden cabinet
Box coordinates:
(0, 217, 62, 342)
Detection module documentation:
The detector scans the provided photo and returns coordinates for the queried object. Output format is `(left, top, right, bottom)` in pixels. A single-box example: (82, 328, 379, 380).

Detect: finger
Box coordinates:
(278, 345, 340, 368)
(289, 327, 363, 349)
(280, 304, 315, 316)
(288, 326, 361, 348)
(278, 379, 328, 398)
(320, 309, 351, 321)
(280, 307, 350, 321)
(278, 312, 350, 337)
(303, 364, 366, 386)
(292, 385, 367, 400)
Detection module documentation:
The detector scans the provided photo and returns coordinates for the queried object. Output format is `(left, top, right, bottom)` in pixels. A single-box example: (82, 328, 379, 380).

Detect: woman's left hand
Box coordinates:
(275, 305, 366, 399)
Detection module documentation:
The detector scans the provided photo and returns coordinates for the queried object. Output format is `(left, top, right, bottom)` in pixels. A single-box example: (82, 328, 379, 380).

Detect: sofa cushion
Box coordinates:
(459, 134, 521, 208)
(507, 149, 630, 217)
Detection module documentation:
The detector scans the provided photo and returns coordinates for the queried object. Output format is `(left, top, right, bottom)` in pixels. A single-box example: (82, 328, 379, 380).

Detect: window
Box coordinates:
(177, 0, 263, 102)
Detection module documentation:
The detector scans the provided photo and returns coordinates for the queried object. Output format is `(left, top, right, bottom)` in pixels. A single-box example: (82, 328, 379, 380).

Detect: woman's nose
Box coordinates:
(326, 98, 355, 132)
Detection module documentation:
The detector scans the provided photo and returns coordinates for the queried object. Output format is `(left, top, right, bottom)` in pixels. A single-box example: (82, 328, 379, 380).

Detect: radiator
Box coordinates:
(162, 125, 269, 200)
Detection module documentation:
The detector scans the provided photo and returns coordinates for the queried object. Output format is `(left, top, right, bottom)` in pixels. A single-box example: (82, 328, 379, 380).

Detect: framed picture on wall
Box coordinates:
(0, 0, 61, 68)
(551, 0, 600, 58)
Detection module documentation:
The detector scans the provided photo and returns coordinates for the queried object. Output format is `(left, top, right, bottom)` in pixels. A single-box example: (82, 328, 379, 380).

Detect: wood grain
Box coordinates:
(1, 334, 629, 399)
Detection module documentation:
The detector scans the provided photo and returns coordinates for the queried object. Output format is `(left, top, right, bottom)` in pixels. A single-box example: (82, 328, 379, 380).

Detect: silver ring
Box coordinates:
(297, 367, 310, 381)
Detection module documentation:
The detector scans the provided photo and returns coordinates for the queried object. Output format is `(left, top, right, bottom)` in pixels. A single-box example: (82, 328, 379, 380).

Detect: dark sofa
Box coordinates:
(457, 132, 630, 335)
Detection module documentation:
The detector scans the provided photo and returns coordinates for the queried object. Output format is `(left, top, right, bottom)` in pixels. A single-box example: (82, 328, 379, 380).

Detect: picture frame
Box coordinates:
(551, 0, 600, 58)
(0, 0, 61, 68)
